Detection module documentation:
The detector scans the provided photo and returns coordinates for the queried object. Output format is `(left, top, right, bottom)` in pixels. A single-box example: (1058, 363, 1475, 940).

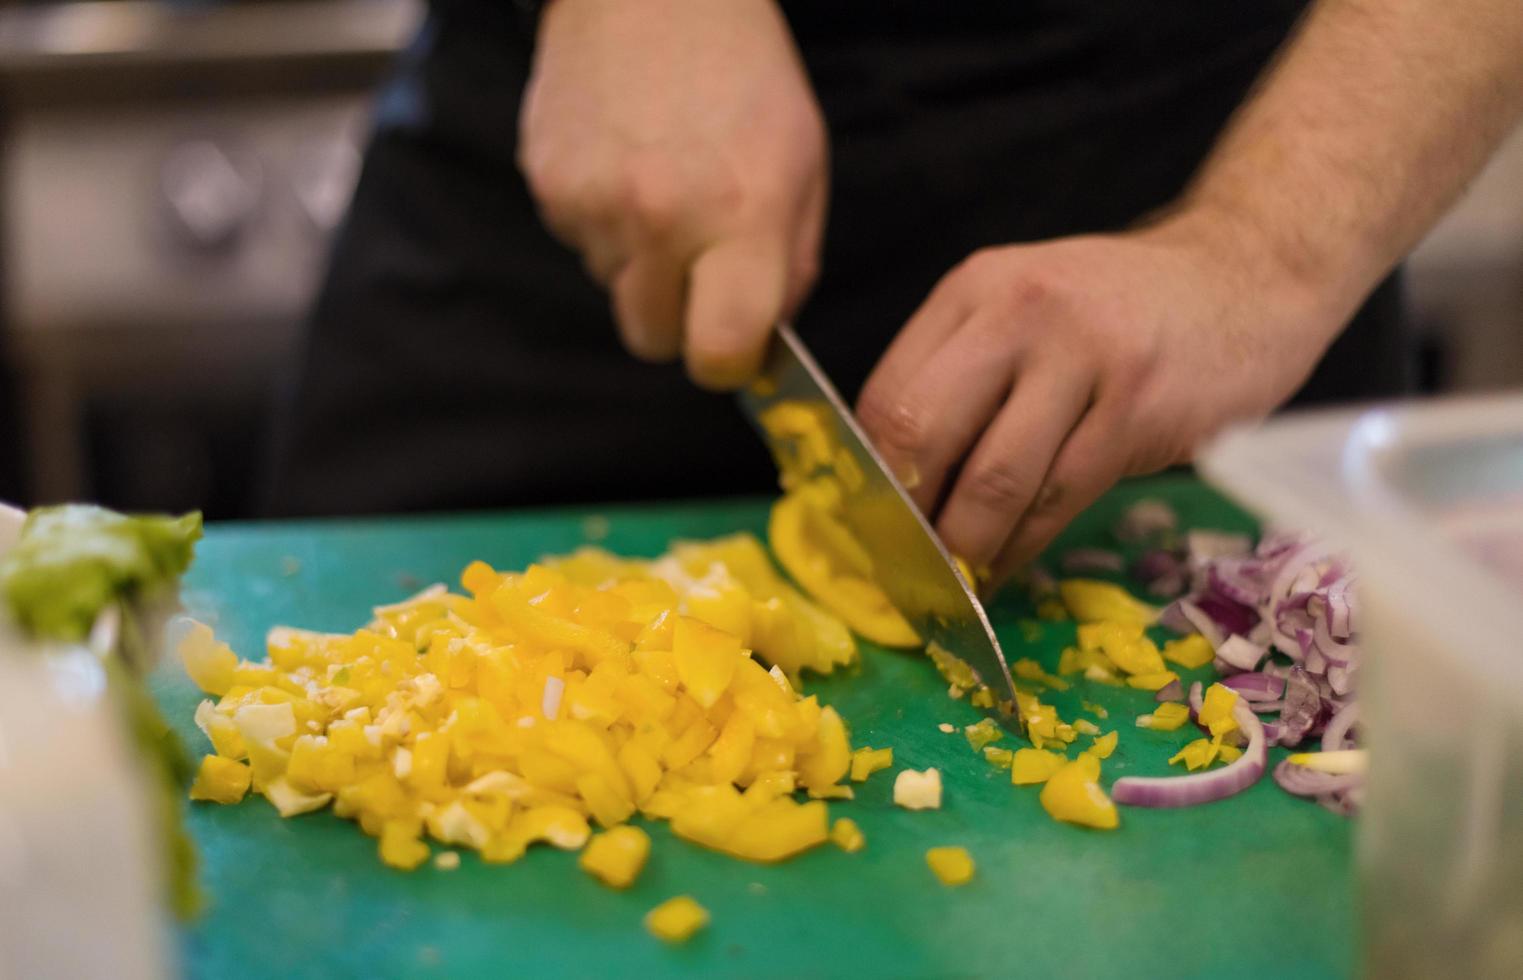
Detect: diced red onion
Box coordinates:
(1216, 634, 1268, 672)
(1249, 699, 1285, 713)
(1218, 672, 1286, 700)
(1154, 679, 1183, 703)
(1145, 570, 1189, 599)
(1321, 702, 1360, 753)
(1275, 666, 1321, 747)
(1112, 703, 1267, 808)
(1272, 758, 1363, 798)
(1061, 548, 1126, 574)
(1178, 600, 1225, 650)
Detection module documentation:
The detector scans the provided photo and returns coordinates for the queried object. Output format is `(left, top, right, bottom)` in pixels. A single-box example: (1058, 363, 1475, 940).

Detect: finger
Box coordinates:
(855, 312, 1019, 515)
(934, 360, 1094, 569)
(610, 250, 686, 362)
(856, 264, 978, 486)
(784, 172, 828, 316)
(684, 234, 789, 390)
(985, 403, 1129, 586)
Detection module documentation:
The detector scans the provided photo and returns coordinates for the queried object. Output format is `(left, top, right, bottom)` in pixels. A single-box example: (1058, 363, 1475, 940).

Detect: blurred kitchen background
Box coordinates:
(0, 0, 1521, 519)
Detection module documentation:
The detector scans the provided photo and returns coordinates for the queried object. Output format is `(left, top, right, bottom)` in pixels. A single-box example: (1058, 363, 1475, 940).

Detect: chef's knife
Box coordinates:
(738, 323, 1017, 714)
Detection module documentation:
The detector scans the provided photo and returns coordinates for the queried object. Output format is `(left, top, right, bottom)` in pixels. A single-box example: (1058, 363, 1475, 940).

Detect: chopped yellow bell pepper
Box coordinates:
(1169, 738, 1220, 771)
(1058, 580, 1159, 626)
(379, 820, 431, 870)
(830, 817, 865, 853)
(1198, 684, 1240, 739)
(1038, 755, 1118, 830)
(926, 846, 976, 886)
(1136, 702, 1192, 731)
(1126, 670, 1179, 692)
(983, 746, 1015, 768)
(179, 620, 239, 696)
(1161, 634, 1215, 669)
(1010, 748, 1066, 785)
(963, 718, 1004, 753)
(1073, 719, 1101, 736)
(579, 826, 651, 889)
(1086, 732, 1118, 760)
(1013, 658, 1070, 690)
(645, 896, 709, 944)
(848, 746, 893, 784)
(893, 768, 942, 810)
(188, 754, 251, 804)
(769, 479, 919, 648)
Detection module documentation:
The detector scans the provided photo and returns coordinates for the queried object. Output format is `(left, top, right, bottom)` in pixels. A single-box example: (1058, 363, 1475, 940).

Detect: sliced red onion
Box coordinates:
(1061, 548, 1126, 574)
(1272, 758, 1363, 798)
(1219, 671, 1286, 700)
(1275, 666, 1321, 747)
(1145, 570, 1189, 599)
(1154, 678, 1183, 703)
(1177, 600, 1225, 649)
(1216, 634, 1268, 672)
(1318, 792, 1360, 817)
(1187, 681, 1204, 719)
(1186, 529, 1254, 567)
(1115, 499, 1178, 543)
(1321, 702, 1360, 753)
(1206, 559, 1265, 607)
(1327, 664, 1354, 697)
(1158, 599, 1195, 635)
(1194, 594, 1258, 640)
(1112, 703, 1267, 808)
(1310, 616, 1354, 667)
(1249, 699, 1285, 713)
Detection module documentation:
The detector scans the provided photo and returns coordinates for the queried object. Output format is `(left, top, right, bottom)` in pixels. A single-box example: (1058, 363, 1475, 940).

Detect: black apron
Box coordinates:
(264, 1, 1411, 517)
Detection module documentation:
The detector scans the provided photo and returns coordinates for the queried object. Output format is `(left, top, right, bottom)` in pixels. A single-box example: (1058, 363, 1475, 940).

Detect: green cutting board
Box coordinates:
(154, 474, 1353, 979)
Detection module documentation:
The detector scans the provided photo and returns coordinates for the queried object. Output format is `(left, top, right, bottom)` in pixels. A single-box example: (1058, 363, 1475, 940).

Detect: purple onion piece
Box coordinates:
(1155, 679, 1183, 703)
(1219, 671, 1287, 700)
(1216, 634, 1268, 672)
(1250, 699, 1285, 713)
(1272, 758, 1364, 798)
(1194, 593, 1259, 639)
(1276, 666, 1321, 748)
(1321, 702, 1360, 753)
(1145, 570, 1189, 599)
(1112, 703, 1268, 808)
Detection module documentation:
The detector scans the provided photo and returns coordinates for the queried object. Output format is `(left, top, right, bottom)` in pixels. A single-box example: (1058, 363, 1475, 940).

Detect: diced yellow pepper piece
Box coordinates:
(1010, 748, 1066, 785)
(1169, 737, 1220, 771)
(830, 817, 865, 853)
(1058, 581, 1159, 626)
(645, 895, 709, 944)
(963, 718, 1004, 753)
(849, 746, 893, 782)
(188, 754, 251, 804)
(926, 846, 975, 886)
(379, 820, 431, 871)
(1198, 684, 1240, 739)
(983, 746, 1014, 768)
(1161, 634, 1216, 669)
(1136, 701, 1192, 731)
(1217, 743, 1244, 764)
(179, 620, 239, 696)
(1073, 719, 1101, 736)
(1012, 658, 1070, 691)
(579, 826, 651, 889)
(1086, 732, 1118, 760)
(893, 768, 942, 810)
(1126, 670, 1179, 692)
(1038, 755, 1118, 830)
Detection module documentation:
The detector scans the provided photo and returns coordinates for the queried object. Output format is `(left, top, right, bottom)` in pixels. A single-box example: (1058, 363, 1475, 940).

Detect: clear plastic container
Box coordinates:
(1202, 392, 1523, 980)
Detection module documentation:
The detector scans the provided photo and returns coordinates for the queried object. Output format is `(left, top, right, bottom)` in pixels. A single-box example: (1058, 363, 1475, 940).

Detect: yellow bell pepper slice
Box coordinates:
(188, 754, 251, 805)
(1136, 702, 1192, 731)
(926, 846, 976, 886)
(768, 480, 919, 648)
(1161, 634, 1215, 669)
(1038, 754, 1119, 829)
(579, 826, 651, 889)
(646, 896, 710, 943)
(1058, 580, 1160, 626)
(830, 817, 866, 853)
(1197, 684, 1240, 739)
(1010, 748, 1066, 785)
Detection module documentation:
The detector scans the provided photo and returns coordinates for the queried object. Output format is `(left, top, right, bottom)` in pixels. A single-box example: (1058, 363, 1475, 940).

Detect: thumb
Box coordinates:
(683, 234, 789, 391)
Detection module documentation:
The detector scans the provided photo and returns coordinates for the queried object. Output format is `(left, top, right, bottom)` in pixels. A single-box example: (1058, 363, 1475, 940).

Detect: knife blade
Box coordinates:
(738, 323, 1017, 714)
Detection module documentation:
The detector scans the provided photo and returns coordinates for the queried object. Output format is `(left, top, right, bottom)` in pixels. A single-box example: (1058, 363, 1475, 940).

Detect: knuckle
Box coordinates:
(857, 390, 931, 458)
(622, 160, 684, 232)
(964, 460, 1039, 514)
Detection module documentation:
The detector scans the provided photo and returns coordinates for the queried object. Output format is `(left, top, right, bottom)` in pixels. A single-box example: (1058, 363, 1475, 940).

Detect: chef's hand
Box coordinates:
(857, 212, 1341, 585)
(519, 0, 827, 390)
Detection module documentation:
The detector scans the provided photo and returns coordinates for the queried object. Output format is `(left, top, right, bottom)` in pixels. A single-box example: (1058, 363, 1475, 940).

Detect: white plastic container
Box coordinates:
(1202, 391, 1523, 980)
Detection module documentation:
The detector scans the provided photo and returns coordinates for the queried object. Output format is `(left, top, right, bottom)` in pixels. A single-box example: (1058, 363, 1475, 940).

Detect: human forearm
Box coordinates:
(1180, 0, 1523, 319)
